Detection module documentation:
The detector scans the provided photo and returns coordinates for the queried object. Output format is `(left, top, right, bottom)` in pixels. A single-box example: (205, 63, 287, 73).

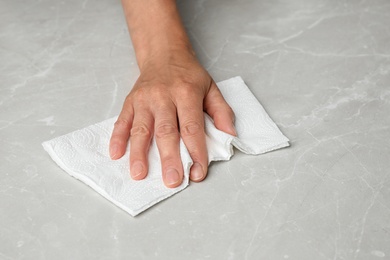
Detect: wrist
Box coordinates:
(133, 28, 195, 69)
(138, 43, 196, 71)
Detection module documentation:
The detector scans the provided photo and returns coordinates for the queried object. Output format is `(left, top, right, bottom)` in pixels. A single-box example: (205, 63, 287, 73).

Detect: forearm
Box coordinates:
(121, 0, 194, 69)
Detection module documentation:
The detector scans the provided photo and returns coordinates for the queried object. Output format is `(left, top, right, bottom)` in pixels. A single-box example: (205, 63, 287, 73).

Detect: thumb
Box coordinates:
(204, 81, 237, 136)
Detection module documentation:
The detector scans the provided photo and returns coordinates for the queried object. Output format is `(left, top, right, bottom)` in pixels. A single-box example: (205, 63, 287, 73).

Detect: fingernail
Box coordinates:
(110, 144, 118, 159)
(165, 169, 180, 186)
(190, 163, 204, 182)
(131, 162, 144, 178)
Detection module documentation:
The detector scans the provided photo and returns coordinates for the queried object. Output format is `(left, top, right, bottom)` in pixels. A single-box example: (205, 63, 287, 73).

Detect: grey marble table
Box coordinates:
(1, 0, 389, 259)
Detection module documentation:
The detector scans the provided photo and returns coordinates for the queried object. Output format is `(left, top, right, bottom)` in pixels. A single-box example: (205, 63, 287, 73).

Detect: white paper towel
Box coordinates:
(42, 76, 289, 216)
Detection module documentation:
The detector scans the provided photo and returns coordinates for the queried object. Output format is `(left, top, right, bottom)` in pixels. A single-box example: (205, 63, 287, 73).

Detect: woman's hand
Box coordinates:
(111, 0, 235, 188)
(109, 49, 236, 188)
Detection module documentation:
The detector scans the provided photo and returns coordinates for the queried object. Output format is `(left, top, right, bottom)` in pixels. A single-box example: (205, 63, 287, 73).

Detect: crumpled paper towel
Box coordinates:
(42, 76, 289, 216)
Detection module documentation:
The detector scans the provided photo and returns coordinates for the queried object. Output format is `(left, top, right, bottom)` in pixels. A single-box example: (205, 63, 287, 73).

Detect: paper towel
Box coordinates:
(42, 76, 289, 216)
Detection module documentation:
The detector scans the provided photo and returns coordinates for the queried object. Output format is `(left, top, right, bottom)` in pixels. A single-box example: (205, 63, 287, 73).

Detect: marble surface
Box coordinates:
(1, 0, 389, 259)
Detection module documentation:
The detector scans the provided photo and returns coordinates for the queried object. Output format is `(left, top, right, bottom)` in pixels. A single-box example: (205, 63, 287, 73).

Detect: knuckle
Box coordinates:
(130, 124, 151, 138)
(149, 85, 165, 97)
(155, 123, 178, 139)
(177, 83, 196, 98)
(155, 100, 173, 112)
(132, 87, 149, 101)
(114, 118, 131, 129)
(124, 93, 133, 103)
(181, 121, 203, 137)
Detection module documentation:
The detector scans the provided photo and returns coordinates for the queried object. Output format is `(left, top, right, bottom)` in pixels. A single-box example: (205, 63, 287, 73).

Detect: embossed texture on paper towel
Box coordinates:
(42, 76, 289, 216)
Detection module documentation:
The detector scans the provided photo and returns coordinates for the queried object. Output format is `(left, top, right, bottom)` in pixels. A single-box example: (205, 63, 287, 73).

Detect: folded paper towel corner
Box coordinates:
(42, 76, 289, 216)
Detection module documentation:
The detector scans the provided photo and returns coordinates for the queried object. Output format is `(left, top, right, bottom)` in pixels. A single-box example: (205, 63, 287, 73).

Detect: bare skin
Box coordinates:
(109, 0, 236, 188)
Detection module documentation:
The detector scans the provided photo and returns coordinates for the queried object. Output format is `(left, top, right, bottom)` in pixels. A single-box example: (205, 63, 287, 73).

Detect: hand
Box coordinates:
(109, 50, 236, 188)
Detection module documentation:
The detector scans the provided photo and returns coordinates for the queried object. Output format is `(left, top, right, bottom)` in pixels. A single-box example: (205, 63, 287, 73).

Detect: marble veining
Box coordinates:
(1, 0, 389, 259)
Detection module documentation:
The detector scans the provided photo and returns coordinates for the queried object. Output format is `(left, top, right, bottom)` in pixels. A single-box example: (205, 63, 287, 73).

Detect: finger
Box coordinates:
(129, 108, 153, 180)
(176, 90, 208, 182)
(204, 81, 236, 136)
(154, 102, 183, 188)
(109, 102, 134, 160)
